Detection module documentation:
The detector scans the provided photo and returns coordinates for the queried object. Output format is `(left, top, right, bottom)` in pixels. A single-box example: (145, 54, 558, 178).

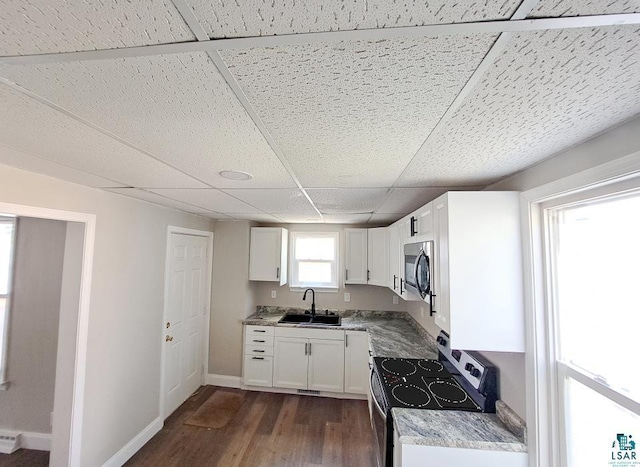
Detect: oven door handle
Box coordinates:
(369, 369, 386, 418)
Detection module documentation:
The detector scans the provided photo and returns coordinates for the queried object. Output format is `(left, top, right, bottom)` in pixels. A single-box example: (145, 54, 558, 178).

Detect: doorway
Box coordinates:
(161, 227, 213, 419)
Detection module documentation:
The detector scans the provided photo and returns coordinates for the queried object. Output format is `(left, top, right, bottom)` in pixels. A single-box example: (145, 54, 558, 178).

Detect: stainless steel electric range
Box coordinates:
(369, 331, 498, 467)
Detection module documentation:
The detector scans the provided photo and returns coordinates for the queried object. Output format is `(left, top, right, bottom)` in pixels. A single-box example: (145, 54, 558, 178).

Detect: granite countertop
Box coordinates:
(243, 307, 526, 453)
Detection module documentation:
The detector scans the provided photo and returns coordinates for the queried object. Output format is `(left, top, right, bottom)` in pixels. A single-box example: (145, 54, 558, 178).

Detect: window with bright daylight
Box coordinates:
(289, 232, 339, 289)
(546, 191, 640, 466)
(0, 216, 16, 388)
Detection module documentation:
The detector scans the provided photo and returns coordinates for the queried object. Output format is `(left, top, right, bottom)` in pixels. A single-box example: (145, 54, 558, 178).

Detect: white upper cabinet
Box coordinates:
(388, 222, 402, 296)
(344, 228, 368, 284)
(432, 192, 524, 352)
(406, 202, 434, 241)
(367, 227, 389, 287)
(249, 227, 288, 285)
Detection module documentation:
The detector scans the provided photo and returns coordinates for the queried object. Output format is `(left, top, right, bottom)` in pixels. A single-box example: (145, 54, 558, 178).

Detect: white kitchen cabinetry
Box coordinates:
(249, 227, 288, 285)
(432, 192, 524, 352)
(404, 202, 434, 241)
(243, 326, 275, 387)
(344, 228, 368, 284)
(388, 222, 402, 296)
(273, 327, 345, 393)
(367, 227, 389, 287)
(344, 331, 369, 394)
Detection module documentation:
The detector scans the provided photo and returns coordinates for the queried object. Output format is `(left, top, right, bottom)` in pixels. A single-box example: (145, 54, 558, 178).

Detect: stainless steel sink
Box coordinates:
(278, 313, 341, 326)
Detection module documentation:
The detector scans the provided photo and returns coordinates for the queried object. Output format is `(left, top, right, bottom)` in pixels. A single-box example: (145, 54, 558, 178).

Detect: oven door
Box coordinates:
(370, 368, 393, 467)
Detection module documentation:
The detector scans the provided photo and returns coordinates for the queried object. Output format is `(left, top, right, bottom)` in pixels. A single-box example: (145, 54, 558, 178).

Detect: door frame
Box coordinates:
(159, 225, 213, 420)
(0, 201, 96, 467)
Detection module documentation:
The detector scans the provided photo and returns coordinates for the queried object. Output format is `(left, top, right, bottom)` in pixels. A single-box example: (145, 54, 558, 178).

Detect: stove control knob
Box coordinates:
(470, 368, 481, 378)
(451, 350, 462, 361)
(464, 363, 474, 371)
(437, 336, 447, 346)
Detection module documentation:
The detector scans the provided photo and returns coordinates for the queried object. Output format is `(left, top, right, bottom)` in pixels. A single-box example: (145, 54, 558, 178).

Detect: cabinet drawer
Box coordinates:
(243, 355, 273, 388)
(245, 334, 274, 346)
(245, 325, 275, 339)
(275, 326, 344, 340)
(245, 344, 274, 357)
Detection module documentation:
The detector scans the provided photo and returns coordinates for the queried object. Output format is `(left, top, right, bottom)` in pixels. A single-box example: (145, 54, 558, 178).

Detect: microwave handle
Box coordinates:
(414, 251, 427, 298)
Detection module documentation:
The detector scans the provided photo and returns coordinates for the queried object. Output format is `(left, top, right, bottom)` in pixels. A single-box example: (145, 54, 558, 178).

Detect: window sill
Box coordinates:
(0, 380, 10, 391)
(289, 287, 339, 294)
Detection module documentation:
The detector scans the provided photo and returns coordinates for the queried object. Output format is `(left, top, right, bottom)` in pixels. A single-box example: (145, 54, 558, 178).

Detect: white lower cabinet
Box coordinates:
(272, 327, 345, 393)
(344, 331, 369, 394)
(243, 355, 273, 387)
(243, 325, 275, 387)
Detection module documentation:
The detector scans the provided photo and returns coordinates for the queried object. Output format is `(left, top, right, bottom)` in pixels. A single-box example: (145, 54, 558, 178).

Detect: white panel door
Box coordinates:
(307, 338, 344, 393)
(344, 331, 369, 394)
(367, 227, 389, 287)
(273, 337, 308, 389)
(164, 233, 208, 418)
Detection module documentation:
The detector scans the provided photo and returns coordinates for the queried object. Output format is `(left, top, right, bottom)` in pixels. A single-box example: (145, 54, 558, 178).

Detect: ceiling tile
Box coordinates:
(0, 85, 206, 189)
(0, 53, 296, 188)
(0, 144, 126, 188)
(375, 188, 449, 214)
(220, 189, 317, 215)
(220, 34, 498, 187)
(399, 25, 640, 187)
(227, 213, 284, 223)
(322, 214, 372, 224)
(368, 213, 403, 225)
(272, 213, 325, 223)
(0, 0, 195, 55)
(106, 188, 229, 217)
(529, 0, 640, 17)
(149, 189, 263, 214)
(187, 0, 519, 38)
(307, 188, 389, 214)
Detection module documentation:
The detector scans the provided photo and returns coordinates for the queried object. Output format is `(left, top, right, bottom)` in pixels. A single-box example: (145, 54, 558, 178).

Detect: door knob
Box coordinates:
(165, 335, 173, 342)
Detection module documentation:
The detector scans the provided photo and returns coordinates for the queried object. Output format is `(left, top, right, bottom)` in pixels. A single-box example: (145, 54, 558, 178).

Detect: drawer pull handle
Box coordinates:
(252, 357, 265, 360)
(253, 330, 266, 333)
(254, 350, 265, 353)
(253, 339, 266, 343)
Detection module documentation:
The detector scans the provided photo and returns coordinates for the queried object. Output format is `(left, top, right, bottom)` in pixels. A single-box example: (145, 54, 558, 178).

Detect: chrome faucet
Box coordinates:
(303, 288, 316, 316)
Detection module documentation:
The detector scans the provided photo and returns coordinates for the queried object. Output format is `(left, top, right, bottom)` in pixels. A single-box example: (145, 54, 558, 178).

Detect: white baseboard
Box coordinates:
(20, 432, 51, 451)
(103, 417, 162, 467)
(205, 373, 242, 388)
(0, 431, 51, 454)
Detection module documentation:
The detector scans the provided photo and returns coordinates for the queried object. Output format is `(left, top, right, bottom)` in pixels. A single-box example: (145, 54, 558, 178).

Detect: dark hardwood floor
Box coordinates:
(127, 386, 376, 467)
(0, 386, 376, 467)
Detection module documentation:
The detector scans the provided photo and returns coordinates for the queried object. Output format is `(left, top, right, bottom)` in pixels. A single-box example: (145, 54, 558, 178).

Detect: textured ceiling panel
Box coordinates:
(0, 53, 296, 188)
(323, 214, 372, 224)
(106, 188, 230, 217)
(0, 85, 206, 189)
(375, 187, 448, 214)
(149, 189, 263, 214)
(221, 35, 497, 187)
(399, 25, 640, 187)
(187, 0, 519, 38)
(226, 213, 283, 222)
(307, 188, 389, 214)
(529, 0, 640, 17)
(368, 213, 404, 225)
(0, 144, 126, 188)
(0, 0, 194, 56)
(272, 213, 325, 223)
(220, 189, 317, 215)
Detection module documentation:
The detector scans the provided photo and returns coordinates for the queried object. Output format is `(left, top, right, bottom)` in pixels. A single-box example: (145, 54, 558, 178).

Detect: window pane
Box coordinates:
(298, 262, 332, 284)
(565, 377, 640, 467)
(555, 195, 640, 397)
(295, 237, 335, 261)
(0, 221, 15, 295)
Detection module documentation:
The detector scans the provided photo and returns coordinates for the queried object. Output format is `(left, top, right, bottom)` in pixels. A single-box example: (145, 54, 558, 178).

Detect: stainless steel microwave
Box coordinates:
(403, 241, 435, 312)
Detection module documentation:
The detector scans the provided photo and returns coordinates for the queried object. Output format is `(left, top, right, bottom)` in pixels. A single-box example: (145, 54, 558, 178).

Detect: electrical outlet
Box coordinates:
(271, 290, 277, 299)
(420, 306, 425, 318)
(344, 292, 351, 302)
(392, 295, 398, 304)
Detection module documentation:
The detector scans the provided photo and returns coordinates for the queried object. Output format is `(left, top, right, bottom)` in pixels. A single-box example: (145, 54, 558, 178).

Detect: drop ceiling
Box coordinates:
(0, 0, 639, 224)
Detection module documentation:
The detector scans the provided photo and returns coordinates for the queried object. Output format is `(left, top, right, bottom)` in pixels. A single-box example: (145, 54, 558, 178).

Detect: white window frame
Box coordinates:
(521, 152, 640, 467)
(289, 231, 340, 290)
(0, 215, 17, 390)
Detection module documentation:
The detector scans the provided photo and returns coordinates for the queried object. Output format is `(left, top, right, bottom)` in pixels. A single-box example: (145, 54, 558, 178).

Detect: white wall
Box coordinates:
(209, 221, 256, 377)
(0, 163, 213, 466)
(0, 217, 66, 434)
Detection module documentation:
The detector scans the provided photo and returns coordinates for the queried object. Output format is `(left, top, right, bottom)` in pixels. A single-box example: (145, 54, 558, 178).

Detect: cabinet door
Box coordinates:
(249, 227, 287, 283)
(367, 227, 389, 287)
(345, 228, 368, 284)
(243, 354, 273, 387)
(307, 339, 345, 393)
(417, 202, 434, 240)
(344, 331, 369, 394)
(433, 196, 450, 332)
(388, 222, 401, 295)
(273, 337, 308, 389)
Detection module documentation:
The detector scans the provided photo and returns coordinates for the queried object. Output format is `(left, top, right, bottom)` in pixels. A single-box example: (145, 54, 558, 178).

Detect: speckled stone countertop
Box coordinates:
(243, 307, 526, 453)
